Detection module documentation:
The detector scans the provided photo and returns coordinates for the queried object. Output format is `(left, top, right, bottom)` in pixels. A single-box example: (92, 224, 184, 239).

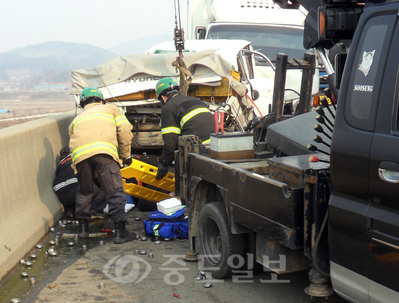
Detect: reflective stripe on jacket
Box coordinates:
(159, 94, 215, 165)
(71, 141, 118, 162)
(68, 103, 133, 171)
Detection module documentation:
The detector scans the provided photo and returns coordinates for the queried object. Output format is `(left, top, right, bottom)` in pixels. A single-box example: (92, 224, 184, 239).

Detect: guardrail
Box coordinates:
(0, 110, 75, 281)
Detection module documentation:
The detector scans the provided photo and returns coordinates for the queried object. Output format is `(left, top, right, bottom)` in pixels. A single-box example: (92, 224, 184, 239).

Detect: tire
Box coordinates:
(197, 202, 244, 279)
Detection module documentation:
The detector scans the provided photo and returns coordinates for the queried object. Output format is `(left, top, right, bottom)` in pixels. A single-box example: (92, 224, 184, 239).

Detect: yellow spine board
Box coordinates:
(122, 180, 173, 203)
(120, 158, 175, 202)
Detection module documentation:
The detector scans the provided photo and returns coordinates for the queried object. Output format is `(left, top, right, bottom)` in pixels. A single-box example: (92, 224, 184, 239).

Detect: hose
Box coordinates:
(246, 94, 263, 117)
(311, 209, 330, 277)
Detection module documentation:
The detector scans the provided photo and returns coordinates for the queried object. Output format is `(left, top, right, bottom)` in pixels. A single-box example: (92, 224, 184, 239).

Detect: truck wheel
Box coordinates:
(198, 202, 244, 279)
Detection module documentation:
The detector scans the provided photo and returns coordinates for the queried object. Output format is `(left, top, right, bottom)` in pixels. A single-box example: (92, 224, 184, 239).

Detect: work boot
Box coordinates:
(78, 219, 89, 239)
(113, 222, 136, 244)
(89, 209, 108, 220)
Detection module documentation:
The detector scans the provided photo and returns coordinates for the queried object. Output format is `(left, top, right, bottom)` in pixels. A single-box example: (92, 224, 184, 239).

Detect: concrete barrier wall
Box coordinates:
(0, 110, 75, 281)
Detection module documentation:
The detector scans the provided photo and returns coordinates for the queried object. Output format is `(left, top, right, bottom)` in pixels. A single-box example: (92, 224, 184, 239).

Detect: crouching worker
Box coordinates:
(68, 87, 135, 244)
(155, 77, 215, 179)
(53, 146, 108, 219)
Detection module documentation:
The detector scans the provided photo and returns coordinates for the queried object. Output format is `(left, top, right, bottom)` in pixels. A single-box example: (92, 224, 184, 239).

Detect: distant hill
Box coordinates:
(0, 42, 118, 83)
(0, 37, 178, 89)
(108, 34, 173, 55)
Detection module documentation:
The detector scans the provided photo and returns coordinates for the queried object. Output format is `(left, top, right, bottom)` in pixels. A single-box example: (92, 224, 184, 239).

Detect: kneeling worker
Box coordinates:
(53, 146, 107, 219)
(155, 77, 215, 179)
(68, 87, 135, 244)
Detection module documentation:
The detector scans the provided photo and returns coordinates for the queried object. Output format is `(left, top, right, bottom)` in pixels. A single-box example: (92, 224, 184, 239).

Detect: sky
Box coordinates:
(0, 0, 188, 54)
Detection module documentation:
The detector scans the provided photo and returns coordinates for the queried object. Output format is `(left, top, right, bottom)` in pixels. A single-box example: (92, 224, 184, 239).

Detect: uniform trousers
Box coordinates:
(75, 154, 127, 222)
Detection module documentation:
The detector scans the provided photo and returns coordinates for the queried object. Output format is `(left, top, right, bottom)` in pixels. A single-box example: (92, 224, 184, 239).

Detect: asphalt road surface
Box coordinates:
(1, 207, 348, 303)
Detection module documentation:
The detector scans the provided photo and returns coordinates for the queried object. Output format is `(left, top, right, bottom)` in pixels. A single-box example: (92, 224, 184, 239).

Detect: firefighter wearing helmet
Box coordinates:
(79, 87, 105, 108)
(155, 77, 215, 179)
(68, 87, 135, 244)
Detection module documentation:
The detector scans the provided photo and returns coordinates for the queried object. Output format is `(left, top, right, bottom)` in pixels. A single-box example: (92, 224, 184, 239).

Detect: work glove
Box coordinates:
(155, 163, 168, 180)
(123, 157, 132, 167)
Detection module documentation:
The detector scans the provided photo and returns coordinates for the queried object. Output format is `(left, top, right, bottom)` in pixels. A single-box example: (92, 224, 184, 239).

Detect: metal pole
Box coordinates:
(272, 53, 288, 122)
(297, 52, 315, 114)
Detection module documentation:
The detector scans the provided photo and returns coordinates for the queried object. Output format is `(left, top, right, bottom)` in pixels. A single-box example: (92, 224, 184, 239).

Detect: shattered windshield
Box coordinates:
(207, 24, 306, 62)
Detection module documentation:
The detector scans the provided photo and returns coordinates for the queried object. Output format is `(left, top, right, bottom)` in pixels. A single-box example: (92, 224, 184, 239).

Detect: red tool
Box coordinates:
(309, 155, 330, 163)
(101, 229, 113, 233)
(214, 111, 225, 134)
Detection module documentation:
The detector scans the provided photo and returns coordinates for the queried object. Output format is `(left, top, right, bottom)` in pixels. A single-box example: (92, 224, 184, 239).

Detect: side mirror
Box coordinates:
(195, 26, 207, 40)
(252, 90, 259, 101)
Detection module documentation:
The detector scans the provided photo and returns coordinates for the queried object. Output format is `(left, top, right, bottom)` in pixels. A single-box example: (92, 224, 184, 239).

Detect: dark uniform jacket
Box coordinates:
(159, 94, 215, 166)
(53, 154, 78, 207)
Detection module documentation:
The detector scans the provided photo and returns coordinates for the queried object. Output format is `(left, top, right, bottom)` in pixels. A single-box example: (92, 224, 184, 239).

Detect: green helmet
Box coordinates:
(155, 77, 178, 101)
(79, 87, 104, 108)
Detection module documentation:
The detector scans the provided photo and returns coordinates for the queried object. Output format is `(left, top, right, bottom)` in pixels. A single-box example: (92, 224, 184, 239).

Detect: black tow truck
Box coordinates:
(174, 0, 399, 301)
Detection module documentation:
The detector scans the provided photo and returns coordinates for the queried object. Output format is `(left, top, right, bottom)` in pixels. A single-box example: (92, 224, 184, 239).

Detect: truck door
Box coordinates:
(368, 9, 399, 301)
(329, 11, 397, 302)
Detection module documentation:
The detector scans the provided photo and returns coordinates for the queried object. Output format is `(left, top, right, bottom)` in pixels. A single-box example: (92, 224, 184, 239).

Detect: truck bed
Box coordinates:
(185, 152, 329, 249)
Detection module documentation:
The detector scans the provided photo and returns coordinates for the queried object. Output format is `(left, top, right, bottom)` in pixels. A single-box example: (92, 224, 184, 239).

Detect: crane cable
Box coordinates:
(172, 0, 192, 96)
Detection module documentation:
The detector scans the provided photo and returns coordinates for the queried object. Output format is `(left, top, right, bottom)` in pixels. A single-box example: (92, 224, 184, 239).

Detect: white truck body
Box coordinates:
(71, 40, 259, 148)
(71, 40, 250, 108)
(146, 39, 272, 117)
(187, 0, 306, 39)
(186, 0, 319, 112)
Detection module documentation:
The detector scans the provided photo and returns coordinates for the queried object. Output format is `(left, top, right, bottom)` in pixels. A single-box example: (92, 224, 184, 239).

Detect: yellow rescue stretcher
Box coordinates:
(121, 158, 175, 203)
